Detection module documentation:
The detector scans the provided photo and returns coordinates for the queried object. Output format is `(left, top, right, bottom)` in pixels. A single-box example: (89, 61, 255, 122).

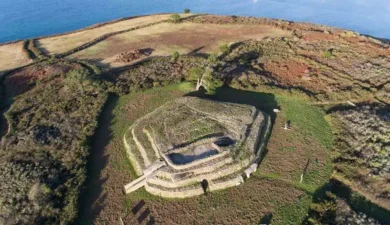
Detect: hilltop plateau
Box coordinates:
(0, 13, 389, 225)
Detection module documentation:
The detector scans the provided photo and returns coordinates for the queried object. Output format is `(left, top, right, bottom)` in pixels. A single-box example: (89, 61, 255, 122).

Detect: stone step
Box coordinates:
(145, 182, 204, 198)
(147, 159, 250, 188)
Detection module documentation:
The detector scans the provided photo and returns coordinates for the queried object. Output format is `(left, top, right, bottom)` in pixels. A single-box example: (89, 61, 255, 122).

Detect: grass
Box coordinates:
(322, 50, 332, 58)
(273, 194, 312, 224)
(70, 22, 288, 67)
(0, 41, 31, 71)
(114, 86, 332, 224)
(38, 14, 171, 54)
(279, 97, 333, 150)
(81, 82, 333, 224)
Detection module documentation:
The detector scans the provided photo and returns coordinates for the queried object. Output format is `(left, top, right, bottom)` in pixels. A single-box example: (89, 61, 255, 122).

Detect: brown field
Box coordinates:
(0, 41, 31, 72)
(37, 14, 172, 55)
(70, 22, 289, 68)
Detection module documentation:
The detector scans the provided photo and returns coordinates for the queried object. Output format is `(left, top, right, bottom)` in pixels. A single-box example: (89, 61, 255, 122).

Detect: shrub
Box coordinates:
(323, 50, 332, 58)
(239, 55, 250, 65)
(170, 14, 181, 23)
(207, 54, 218, 65)
(220, 44, 230, 54)
(203, 71, 223, 95)
(188, 67, 205, 81)
(184, 8, 190, 13)
(171, 51, 180, 62)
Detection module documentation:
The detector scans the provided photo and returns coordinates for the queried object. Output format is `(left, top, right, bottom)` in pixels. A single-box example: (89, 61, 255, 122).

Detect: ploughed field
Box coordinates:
(0, 13, 389, 225)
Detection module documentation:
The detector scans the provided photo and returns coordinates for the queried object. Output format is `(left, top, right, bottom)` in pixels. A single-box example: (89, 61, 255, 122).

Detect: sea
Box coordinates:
(1, 0, 390, 43)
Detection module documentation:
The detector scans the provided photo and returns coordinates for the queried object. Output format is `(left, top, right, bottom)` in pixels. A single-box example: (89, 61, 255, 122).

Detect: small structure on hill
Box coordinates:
(123, 97, 271, 198)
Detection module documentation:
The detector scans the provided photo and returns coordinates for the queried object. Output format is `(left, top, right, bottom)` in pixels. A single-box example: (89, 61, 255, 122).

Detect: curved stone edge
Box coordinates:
(131, 123, 151, 167)
(145, 183, 204, 198)
(123, 127, 143, 176)
(158, 154, 233, 177)
(148, 161, 245, 188)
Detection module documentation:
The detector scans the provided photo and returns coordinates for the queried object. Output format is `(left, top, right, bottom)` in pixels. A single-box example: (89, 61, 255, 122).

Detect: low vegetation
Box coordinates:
(0, 60, 108, 224)
(170, 14, 181, 23)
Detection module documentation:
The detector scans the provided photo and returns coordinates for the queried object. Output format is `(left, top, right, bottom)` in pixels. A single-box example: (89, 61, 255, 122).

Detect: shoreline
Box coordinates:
(0, 13, 172, 46)
(1, 13, 389, 48)
(0, 13, 388, 55)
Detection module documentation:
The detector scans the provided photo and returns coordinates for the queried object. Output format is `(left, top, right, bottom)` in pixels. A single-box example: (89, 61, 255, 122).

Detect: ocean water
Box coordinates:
(1, 0, 390, 43)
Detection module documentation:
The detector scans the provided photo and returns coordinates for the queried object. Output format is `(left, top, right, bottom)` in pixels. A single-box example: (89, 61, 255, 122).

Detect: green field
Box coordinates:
(89, 82, 333, 224)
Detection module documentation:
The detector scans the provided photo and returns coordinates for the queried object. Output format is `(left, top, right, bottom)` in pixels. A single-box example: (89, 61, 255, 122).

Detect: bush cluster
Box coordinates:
(170, 14, 181, 23)
(332, 104, 390, 178)
(114, 56, 207, 94)
(0, 64, 107, 224)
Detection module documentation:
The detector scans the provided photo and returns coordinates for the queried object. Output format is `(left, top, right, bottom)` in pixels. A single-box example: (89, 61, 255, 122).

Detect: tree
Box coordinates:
(220, 44, 230, 54)
(171, 51, 180, 62)
(184, 8, 190, 13)
(188, 67, 205, 81)
(170, 14, 181, 23)
(202, 71, 223, 94)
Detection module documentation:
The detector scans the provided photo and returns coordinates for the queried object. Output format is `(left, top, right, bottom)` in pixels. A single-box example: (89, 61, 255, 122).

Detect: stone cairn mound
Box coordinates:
(114, 49, 151, 63)
(123, 97, 271, 198)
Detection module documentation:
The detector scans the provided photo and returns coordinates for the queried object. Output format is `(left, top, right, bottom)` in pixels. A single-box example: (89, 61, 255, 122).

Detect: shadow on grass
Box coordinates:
(302, 179, 390, 225)
(76, 94, 118, 225)
(0, 70, 11, 143)
(259, 213, 273, 224)
(185, 86, 278, 164)
(185, 86, 278, 121)
(331, 179, 390, 224)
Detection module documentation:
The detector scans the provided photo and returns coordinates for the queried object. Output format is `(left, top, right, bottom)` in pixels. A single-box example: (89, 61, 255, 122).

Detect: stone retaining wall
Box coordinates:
(123, 130, 143, 176)
(148, 162, 244, 188)
(209, 176, 243, 192)
(145, 183, 204, 198)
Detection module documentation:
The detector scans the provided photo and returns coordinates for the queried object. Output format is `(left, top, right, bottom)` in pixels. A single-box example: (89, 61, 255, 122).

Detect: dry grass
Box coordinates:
(125, 177, 306, 225)
(70, 23, 289, 68)
(0, 41, 32, 72)
(37, 14, 171, 55)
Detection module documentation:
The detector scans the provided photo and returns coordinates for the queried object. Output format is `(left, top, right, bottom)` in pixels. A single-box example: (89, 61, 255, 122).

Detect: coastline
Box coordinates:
(1, 13, 389, 48)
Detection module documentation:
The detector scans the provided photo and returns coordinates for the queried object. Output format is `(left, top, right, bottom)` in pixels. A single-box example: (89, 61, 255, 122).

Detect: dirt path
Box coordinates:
(76, 95, 132, 225)
(0, 108, 9, 141)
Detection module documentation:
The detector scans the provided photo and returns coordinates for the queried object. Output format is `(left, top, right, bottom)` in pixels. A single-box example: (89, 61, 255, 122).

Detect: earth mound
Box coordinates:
(123, 97, 271, 198)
